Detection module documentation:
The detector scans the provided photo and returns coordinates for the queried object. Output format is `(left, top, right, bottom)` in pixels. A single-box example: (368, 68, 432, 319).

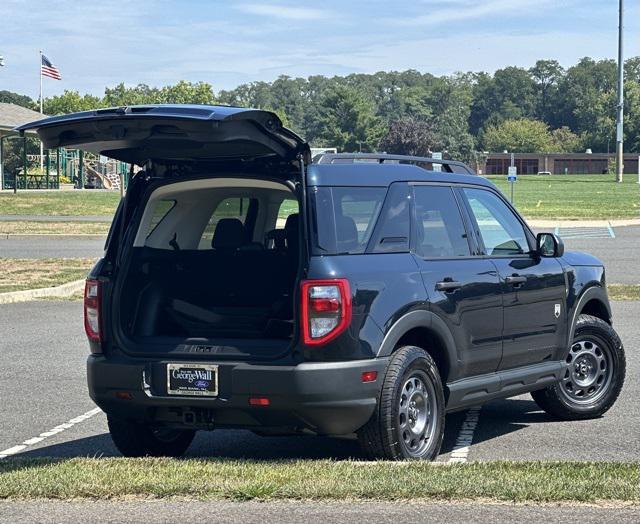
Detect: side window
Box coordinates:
(368, 183, 411, 253)
(277, 198, 299, 227)
(463, 188, 529, 256)
(145, 199, 176, 238)
(312, 187, 386, 255)
(413, 185, 470, 258)
(199, 197, 253, 249)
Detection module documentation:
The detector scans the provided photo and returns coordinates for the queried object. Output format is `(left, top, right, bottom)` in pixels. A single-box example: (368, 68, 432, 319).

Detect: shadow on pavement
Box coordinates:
(12, 398, 554, 461)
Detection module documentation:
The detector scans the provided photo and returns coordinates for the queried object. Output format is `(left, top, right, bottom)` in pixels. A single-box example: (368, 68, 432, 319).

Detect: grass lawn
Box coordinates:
(0, 258, 95, 293)
(0, 459, 637, 503)
(0, 191, 120, 216)
(487, 175, 640, 219)
(0, 221, 110, 236)
(608, 284, 640, 301)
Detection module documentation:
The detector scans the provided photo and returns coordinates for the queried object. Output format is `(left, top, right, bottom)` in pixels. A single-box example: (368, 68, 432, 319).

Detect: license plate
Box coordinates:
(166, 363, 218, 397)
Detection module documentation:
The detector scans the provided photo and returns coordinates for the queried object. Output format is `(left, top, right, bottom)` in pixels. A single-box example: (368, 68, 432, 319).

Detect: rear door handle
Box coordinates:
(505, 275, 527, 285)
(435, 280, 462, 292)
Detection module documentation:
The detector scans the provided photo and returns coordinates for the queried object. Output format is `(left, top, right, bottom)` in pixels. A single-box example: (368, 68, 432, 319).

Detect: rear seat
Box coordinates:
(140, 215, 299, 309)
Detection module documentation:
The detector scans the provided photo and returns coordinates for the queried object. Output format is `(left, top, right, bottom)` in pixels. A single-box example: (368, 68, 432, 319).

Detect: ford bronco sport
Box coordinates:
(18, 105, 626, 460)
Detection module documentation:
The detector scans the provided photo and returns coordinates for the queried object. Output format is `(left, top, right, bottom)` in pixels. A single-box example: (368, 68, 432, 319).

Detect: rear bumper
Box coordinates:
(87, 355, 389, 435)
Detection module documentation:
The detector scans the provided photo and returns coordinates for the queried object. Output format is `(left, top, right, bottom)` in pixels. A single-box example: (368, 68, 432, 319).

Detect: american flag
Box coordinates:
(41, 54, 61, 80)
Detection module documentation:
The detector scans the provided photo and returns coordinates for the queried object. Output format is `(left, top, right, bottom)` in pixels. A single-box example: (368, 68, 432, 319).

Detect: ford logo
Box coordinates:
(194, 380, 209, 388)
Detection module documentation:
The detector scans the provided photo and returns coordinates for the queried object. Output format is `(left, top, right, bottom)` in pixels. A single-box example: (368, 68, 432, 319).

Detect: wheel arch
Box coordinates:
(376, 310, 459, 383)
(569, 286, 612, 346)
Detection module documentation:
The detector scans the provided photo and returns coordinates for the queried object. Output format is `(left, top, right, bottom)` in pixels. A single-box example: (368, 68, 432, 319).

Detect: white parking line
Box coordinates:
(0, 407, 101, 459)
(447, 407, 481, 463)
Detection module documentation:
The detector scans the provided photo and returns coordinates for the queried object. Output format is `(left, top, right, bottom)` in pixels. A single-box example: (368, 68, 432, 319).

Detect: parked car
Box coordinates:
(17, 105, 626, 460)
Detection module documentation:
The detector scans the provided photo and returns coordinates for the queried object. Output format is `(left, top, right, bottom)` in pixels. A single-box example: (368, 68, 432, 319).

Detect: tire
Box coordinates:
(531, 314, 626, 420)
(357, 346, 445, 460)
(107, 415, 196, 457)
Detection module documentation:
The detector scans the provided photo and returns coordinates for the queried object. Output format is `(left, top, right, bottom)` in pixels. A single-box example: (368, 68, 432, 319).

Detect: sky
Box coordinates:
(0, 0, 638, 100)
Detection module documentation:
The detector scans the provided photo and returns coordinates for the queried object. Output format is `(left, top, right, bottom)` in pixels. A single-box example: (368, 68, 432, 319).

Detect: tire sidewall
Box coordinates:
(386, 348, 445, 460)
(553, 318, 625, 415)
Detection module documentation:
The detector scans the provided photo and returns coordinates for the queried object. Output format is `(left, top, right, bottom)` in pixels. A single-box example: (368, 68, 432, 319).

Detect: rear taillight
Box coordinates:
(84, 279, 102, 343)
(301, 279, 352, 345)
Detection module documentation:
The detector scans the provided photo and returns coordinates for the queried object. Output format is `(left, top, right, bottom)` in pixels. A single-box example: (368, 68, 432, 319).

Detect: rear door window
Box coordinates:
(412, 185, 471, 258)
(312, 187, 386, 254)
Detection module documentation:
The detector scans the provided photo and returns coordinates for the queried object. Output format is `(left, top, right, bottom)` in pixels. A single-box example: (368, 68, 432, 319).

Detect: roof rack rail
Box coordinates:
(314, 153, 476, 175)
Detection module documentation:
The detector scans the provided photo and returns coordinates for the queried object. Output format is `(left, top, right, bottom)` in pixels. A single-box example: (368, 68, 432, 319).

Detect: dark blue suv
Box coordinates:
(19, 105, 626, 460)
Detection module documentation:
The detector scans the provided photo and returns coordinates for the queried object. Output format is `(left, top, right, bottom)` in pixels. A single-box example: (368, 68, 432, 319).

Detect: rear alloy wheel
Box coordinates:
(358, 346, 445, 460)
(108, 415, 195, 457)
(531, 314, 625, 420)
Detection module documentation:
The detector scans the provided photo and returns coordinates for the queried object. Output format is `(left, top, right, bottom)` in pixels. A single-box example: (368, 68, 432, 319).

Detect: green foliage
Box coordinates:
(0, 90, 36, 109)
(482, 119, 555, 153)
(18, 55, 639, 156)
(309, 84, 384, 152)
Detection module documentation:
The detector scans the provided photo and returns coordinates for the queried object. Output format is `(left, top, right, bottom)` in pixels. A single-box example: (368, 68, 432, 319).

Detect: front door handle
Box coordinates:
(435, 280, 462, 292)
(505, 275, 527, 286)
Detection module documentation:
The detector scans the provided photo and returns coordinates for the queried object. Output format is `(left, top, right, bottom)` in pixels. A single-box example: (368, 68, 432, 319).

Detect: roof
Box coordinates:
(307, 163, 494, 188)
(0, 103, 46, 135)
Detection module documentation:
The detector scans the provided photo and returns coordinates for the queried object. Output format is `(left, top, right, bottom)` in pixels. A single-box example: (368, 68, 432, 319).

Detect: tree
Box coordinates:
(379, 118, 440, 156)
(44, 90, 102, 115)
(482, 118, 554, 153)
(550, 126, 583, 153)
(529, 59, 564, 124)
(469, 67, 537, 134)
(159, 81, 215, 104)
(0, 90, 35, 110)
(309, 85, 385, 152)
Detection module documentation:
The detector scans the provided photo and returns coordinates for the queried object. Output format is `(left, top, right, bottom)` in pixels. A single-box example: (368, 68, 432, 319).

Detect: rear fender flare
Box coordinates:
(376, 310, 459, 381)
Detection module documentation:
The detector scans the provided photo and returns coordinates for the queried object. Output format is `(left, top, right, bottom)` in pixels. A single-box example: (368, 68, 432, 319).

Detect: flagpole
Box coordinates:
(39, 50, 43, 174)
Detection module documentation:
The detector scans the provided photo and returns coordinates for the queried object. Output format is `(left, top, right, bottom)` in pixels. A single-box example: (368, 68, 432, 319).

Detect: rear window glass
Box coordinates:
(199, 197, 252, 249)
(145, 199, 176, 238)
(312, 187, 386, 254)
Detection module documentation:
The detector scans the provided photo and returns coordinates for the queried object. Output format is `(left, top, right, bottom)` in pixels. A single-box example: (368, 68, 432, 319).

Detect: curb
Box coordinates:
(527, 218, 640, 229)
(0, 279, 85, 305)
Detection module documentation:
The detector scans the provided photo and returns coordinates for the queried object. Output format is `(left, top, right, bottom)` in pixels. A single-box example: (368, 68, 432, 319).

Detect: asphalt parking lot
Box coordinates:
(0, 299, 637, 462)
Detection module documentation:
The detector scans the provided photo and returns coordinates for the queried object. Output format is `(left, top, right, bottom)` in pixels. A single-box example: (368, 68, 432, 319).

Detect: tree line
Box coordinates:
(1, 56, 639, 164)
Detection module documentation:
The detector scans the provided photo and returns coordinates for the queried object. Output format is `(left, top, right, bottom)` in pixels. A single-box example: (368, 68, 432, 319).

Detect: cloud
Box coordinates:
(403, 0, 564, 25)
(235, 3, 326, 20)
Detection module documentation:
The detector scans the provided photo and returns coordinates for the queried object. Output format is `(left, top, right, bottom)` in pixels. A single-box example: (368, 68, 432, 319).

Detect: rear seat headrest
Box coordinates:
(336, 215, 359, 252)
(284, 213, 299, 252)
(212, 218, 245, 251)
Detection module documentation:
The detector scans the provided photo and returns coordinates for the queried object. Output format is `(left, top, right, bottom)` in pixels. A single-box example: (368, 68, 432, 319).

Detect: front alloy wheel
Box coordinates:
(532, 314, 625, 420)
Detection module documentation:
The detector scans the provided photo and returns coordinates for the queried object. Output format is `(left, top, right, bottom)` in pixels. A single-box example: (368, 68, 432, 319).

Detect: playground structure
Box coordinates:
(1, 144, 129, 191)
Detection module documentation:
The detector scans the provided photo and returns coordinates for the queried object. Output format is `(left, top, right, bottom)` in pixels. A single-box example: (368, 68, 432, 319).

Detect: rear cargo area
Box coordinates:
(117, 177, 301, 344)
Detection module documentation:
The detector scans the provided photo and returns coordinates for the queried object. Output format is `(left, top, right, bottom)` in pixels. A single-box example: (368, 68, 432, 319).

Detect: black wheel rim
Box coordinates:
(561, 336, 613, 404)
(397, 371, 438, 458)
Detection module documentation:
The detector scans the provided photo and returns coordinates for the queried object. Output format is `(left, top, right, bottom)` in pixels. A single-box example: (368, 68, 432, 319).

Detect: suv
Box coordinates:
(18, 105, 626, 460)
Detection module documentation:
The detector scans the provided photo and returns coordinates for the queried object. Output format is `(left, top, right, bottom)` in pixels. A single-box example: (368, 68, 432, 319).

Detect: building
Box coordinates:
(481, 153, 640, 175)
(0, 102, 44, 189)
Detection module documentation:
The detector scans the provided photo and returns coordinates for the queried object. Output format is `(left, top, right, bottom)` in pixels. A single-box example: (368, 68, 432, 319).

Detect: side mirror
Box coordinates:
(536, 232, 564, 257)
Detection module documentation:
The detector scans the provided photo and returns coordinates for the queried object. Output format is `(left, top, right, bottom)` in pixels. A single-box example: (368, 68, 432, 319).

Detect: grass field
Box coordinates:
(488, 175, 640, 219)
(0, 459, 637, 503)
(0, 258, 94, 293)
(608, 284, 640, 301)
(0, 191, 120, 216)
(0, 221, 110, 236)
